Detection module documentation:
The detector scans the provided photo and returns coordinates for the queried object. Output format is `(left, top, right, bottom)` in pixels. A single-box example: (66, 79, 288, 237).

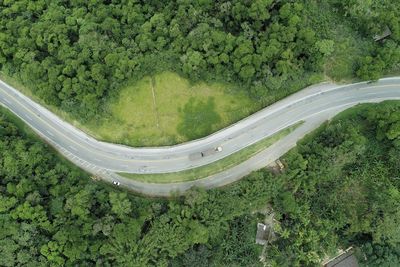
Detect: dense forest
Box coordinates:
(0, 0, 399, 120)
(1, 100, 400, 266)
(1, 0, 400, 265)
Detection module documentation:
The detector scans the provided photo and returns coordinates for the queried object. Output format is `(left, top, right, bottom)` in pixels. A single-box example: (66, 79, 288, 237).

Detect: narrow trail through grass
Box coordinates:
(91, 71, 258, 146)
(1, 71, 258, 147)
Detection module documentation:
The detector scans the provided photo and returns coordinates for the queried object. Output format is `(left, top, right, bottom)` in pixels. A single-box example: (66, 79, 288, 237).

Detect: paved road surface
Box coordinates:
(1, 77, 399, 195)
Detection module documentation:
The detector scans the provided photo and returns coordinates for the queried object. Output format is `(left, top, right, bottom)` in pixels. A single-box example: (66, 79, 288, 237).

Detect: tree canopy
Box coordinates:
(1, 1, 397, 121)
(1, 99, 400, 265)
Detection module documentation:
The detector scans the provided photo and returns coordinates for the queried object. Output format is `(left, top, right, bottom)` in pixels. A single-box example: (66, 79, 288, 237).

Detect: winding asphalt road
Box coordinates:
(1, 77, 400, 196)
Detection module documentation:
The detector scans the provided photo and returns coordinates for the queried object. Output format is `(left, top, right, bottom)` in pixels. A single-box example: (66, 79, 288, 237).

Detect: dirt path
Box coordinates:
(150, 77, 160, 129)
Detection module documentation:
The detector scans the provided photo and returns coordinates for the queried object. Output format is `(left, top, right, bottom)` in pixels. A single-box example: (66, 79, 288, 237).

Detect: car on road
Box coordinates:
(189, 146, 223, 160)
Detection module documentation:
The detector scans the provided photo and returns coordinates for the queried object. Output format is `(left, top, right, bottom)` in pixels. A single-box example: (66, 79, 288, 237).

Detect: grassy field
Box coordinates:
(1, 71, 258, 147)
(118, 122, 302, 183)
(89, 72, 258, 146)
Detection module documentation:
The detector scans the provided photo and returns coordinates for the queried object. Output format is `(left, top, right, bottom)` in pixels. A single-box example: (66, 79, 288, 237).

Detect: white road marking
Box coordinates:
(1, 77, 400, 192)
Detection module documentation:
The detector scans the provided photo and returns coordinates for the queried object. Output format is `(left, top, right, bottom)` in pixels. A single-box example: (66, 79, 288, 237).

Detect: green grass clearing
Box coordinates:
(118, 122, 302, 183)
(1, 71, 259, 147)
(89, 71, 258, 146)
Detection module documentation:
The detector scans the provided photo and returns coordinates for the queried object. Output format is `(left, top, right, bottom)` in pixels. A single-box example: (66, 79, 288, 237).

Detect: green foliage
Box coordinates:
(360, 242, 400, 267)
(315, 39, 335, 56)
(1, 0, 395, 131)
(264, 101, 400, 266)
(329, 0, 400, 80)
(0, 108, 274, 266)
(0, 0, 342, 122)
(178, 245, 212, 267)
(109, 192, 132, 219)
(356, 55, 385, 81)
(214, 215, 261, 266)
(365, 102, 400, 146)
(1, 99, 400, 266)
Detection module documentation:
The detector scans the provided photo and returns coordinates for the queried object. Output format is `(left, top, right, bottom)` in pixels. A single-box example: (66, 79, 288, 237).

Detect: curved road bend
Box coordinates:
(1, 77, 400, 195)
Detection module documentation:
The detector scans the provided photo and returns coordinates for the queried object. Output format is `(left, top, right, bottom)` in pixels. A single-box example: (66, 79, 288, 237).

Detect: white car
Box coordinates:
(112, 181, 121, 186)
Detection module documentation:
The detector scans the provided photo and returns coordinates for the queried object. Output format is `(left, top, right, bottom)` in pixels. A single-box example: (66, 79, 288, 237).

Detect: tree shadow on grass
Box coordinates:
(177, 97, 221, 140)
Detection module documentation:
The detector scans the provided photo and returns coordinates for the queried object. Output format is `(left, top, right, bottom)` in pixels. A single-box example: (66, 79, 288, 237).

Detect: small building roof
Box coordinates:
(323, 247, 359, 267)
(256, 223, 276, 245)
(373, 26, 392, 41)
(256, 223, 268, 245)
